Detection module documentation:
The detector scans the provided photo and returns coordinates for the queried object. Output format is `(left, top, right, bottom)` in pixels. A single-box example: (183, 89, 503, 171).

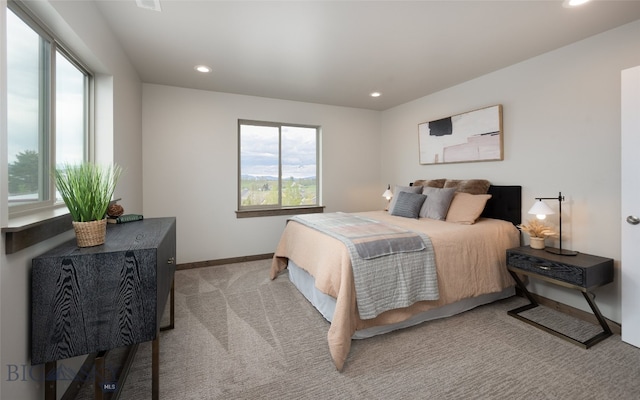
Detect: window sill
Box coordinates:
(2, 207, 73, 254)
(235, 206, 325, 218)
(2, 199, 123, 254)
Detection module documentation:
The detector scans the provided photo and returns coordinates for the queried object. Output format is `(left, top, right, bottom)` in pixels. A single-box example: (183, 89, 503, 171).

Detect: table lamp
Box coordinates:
(528, 191, 578, 256)
(382, 184, 393, 210)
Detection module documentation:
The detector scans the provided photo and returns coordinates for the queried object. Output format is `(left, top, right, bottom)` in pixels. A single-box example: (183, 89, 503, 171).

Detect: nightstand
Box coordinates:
(506, 246, 614, 348)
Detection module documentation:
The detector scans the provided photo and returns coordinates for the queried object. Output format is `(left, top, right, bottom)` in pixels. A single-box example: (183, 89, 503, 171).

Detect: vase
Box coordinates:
(72, 219, 107, 247)
(529, 236, 545, 250)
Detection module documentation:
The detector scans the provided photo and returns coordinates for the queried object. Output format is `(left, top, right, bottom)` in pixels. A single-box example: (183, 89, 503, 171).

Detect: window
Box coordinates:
(6, 3, 91, 215)
(238, 120, 320, 215)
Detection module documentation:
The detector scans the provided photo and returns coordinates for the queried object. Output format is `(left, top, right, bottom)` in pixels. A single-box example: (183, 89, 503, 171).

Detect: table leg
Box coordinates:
(152, 337, 159, 400)
(580, 291, 613, 347)
(160, 278, 175, 331)
(44, 361, 56, 400)
(507, 271, 612, 348)
(508, 270, 538, 305)
(94, 352, 106, 400)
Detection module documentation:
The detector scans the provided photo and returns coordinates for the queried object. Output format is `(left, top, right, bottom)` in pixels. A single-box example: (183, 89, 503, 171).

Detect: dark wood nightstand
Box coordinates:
(506, 246, 614, 348)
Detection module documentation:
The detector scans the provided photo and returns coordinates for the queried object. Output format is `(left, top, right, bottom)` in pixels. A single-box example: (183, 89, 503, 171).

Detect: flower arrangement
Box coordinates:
(518, 218, 558, 239)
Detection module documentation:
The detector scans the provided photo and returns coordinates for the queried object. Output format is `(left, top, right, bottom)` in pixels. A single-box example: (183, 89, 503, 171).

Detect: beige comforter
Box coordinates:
(270, 211, 520, 371)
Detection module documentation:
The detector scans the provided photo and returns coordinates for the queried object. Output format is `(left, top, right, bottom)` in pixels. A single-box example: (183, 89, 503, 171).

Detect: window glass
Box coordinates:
(56, 51, 86, 166)
(7, 9, 47, 204)
(239, 121, 319, 210)
(281, 126, 317, 206)
(6, 5, 91, 212)
(240, 124, 280, 207)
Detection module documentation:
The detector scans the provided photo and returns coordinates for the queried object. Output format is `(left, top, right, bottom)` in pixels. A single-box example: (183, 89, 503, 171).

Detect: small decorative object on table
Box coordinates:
(107, 203, 124, 218)
(54, 162, 122, 247)
(517, 218, 558, 250)
(107, 214, 144, 224)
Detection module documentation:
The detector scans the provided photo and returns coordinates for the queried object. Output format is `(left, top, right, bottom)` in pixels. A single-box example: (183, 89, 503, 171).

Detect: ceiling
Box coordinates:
(93, 0, 640, 111)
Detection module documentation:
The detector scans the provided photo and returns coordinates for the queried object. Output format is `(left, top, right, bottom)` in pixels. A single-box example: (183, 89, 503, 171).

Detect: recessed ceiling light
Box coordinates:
(370, 92, 381, 98)
(136, 0, 162, 12)
(563, 0, 590, 8)
(195, 65, 212, 73)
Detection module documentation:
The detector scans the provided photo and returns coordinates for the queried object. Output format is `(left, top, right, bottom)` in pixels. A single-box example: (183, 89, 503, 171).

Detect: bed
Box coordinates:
(270, 182, 522, 370)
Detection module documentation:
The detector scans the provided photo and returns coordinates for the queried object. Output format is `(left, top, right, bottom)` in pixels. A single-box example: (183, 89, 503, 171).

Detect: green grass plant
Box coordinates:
(54, 163, 122, 222)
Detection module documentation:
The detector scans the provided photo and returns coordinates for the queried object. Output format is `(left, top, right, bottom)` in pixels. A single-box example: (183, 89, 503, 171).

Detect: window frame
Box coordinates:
(7, 0, 93, 218)
(237, 119, 322, 217)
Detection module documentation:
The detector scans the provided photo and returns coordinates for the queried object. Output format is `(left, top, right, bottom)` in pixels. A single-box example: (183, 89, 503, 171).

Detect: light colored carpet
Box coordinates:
(80, 259, 640, 399)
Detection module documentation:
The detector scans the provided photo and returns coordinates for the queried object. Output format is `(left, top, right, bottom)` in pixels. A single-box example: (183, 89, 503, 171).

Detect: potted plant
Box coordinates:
(518, 218, 558, 250)
(54, 162, 122, 247)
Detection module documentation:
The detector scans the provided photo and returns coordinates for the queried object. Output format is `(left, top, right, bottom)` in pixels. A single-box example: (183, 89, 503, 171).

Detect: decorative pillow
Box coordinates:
(445, 192, 492, 224)
(419, 187, 457, 220)
(413, 179, 446, 189)
(390, 191, 427, 219)
(444, 179, 491, 195)
(388, 185, 423, 213)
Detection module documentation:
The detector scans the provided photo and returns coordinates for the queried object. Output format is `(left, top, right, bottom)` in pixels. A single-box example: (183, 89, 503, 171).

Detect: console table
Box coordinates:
(31, 217, 176, 399)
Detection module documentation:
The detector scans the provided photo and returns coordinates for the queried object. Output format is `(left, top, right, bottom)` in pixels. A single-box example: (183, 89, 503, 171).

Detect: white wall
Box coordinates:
(0, 1, 141, 399)
(380, 20, 640, 323)
(142, 84, 381, 264)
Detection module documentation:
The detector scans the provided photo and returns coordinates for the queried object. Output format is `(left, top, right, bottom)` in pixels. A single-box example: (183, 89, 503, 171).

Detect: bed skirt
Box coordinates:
(287, 259, 515, 339)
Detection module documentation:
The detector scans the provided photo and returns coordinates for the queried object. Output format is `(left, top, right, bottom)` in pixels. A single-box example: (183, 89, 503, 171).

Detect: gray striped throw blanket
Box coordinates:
(289, 212, 439, 319)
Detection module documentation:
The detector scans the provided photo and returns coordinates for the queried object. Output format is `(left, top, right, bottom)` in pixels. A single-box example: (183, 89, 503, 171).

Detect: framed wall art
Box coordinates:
(418, 104, 503, 165)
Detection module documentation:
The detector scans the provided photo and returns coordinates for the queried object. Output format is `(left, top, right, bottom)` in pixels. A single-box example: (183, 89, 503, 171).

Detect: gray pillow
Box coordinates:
(390, 191, 427, 219)
(388, 185, 422, 214)
(419, 187, 457, 220)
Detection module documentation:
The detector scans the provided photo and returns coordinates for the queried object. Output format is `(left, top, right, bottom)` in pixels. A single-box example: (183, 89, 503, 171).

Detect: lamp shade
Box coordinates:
(382, 188, 393, 200)
(528, 200, 555, 219)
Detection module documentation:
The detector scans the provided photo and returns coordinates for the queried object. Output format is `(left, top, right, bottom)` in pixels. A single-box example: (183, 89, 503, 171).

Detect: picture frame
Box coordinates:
(418, 104, 503, 165)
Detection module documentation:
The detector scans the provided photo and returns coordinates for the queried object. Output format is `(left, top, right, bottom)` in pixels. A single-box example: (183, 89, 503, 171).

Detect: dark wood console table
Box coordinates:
(31, 217, 176, 399)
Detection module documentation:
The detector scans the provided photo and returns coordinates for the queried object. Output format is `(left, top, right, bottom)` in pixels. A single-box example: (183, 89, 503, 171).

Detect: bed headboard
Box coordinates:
(481, 185, 521, 226)
(409, 182, 521, 225)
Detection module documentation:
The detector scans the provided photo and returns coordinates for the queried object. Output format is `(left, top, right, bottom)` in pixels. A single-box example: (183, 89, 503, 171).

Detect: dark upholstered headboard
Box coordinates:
(481, 185, 521, 226)
(409, 182, 521, 226)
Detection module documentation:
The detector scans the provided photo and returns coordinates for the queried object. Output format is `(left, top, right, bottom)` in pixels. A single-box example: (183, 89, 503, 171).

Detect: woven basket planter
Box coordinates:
(72, 219, 107, 247)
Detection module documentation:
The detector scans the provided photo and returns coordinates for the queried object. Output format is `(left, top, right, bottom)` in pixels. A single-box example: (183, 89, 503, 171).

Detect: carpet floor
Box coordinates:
(79, 259, 640, 399)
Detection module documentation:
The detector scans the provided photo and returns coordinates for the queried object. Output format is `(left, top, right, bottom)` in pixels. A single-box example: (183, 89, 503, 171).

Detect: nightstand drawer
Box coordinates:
(508, 253, 584, 286)
(506, 247, 613, 290)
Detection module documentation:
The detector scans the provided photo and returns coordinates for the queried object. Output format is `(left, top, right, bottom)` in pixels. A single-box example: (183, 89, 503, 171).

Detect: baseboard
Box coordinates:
(515, 288, 621, 335)
(177, 253, 274, 270)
